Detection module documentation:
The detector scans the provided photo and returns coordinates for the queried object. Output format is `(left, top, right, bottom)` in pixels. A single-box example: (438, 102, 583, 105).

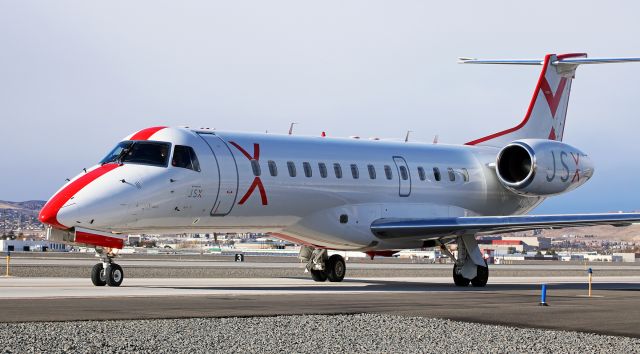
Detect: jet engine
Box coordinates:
(495, 139, 594, 197)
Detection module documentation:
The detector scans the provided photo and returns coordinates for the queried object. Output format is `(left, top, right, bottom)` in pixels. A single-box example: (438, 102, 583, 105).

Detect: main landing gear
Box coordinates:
(299, 246, 346, 282)
(91, 247, 124, 287)
(439, 235, 489, 287)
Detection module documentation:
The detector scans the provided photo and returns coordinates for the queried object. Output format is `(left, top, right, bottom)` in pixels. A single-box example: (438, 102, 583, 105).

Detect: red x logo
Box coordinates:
(229, 141, 268, 205)
(570, 152, 581, 183)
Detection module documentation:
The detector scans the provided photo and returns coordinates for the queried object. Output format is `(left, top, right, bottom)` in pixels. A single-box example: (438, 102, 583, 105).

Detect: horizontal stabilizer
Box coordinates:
(459, 55, 640, 66)
(371, 213, 640, 240)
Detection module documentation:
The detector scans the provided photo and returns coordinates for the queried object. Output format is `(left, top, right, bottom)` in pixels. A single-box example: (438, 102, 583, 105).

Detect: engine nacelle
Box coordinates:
(495, 139, 594, 197)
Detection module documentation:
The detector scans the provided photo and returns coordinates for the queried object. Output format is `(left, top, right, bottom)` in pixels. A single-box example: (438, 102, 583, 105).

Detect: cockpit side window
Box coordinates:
(101, 141, 171, 167)
(172, 145, 201, 172)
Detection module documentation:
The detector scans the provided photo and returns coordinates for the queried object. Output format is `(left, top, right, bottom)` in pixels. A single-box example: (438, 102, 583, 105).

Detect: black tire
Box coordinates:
(310, 269, 328, 282)
(91, 263, 107, 287)
(471, 262, 489, 287)
(326, 254, 346, 282)
(106, 263, 124, 287)
(453, 264, 470, 287)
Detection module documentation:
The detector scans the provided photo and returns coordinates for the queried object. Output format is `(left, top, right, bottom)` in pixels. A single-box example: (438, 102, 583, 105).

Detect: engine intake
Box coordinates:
(495, 139, 594, 196)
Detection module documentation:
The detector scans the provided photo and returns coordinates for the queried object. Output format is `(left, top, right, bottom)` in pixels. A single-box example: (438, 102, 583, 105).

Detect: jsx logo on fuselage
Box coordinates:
(229, 141, 268, 205)
(546, 150, 581, 183)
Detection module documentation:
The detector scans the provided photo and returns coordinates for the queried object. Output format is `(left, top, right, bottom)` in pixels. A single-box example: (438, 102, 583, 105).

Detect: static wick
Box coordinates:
(288, 122, 298, 135)
(433, 134, 439, 144)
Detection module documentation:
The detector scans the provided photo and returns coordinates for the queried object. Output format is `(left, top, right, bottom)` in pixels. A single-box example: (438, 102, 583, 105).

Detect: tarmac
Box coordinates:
(1, 276, 640, 338)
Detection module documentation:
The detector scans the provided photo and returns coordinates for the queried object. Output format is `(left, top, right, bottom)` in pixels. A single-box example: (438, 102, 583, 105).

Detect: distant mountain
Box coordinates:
(0, 200, 47, 233)
(0, 200, 46, 213)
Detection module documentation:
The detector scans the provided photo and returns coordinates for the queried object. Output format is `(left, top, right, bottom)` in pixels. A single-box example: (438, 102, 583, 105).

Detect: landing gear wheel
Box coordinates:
(310, 269, 328, 282)
(471, 262, 489, 287)
(453, 264, 470, 287)
(106, 263, 124, 287)
(91, 263, 107, 286)
(326, 254, 346, 282)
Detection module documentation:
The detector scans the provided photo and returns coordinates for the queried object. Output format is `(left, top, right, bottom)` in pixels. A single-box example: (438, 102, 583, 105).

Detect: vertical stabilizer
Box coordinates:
(463, 53, 586, 147)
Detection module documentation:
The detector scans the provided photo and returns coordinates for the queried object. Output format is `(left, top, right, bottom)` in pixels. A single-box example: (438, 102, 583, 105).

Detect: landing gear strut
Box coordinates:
(91, 247, 124, 287)
(440, 236, 489, 287)
(299, 246, 346, 282)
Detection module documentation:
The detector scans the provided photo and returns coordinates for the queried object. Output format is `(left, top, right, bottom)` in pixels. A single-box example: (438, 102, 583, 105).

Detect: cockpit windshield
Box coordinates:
(101, 141, 171, 167)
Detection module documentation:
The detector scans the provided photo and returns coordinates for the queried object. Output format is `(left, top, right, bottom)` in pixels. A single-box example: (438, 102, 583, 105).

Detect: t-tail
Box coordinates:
(461, 53, 640, 147)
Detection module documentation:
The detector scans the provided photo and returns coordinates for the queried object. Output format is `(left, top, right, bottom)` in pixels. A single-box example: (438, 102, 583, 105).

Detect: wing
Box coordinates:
(370, 213, 640, 240)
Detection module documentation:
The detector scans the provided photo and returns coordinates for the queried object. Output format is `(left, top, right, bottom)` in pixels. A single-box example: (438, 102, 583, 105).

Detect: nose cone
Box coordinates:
(39, 164, 122, 230)
(39, 200, 68, 229)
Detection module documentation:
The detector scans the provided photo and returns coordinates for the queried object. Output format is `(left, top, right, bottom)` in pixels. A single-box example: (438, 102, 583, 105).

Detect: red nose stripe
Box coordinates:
(75, 231, 125, 249)
(39, 164, 121, 229)
(130, 126, 167, 140)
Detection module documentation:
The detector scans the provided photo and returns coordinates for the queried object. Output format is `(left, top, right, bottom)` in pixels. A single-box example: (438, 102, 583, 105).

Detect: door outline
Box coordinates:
(392, 156, 411, 197)
(198, 133, 239, 216)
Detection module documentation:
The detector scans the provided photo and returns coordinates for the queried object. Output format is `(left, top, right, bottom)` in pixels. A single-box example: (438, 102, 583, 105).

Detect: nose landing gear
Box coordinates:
(91, 247, 124, 287)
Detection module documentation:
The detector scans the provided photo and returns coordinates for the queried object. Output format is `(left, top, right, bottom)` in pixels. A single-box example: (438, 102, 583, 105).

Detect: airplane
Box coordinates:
(39, 53, 640, 287)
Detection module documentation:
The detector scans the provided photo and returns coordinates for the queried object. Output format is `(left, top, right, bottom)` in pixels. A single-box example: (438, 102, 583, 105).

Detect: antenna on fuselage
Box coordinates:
(404, 130, 412, 142)
(288, 122, 298, 135)
(433, 135, 439, 144)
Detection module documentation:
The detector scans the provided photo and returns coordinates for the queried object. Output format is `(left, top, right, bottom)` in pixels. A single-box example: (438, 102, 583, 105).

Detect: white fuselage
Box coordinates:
(48, 128, 544, 251)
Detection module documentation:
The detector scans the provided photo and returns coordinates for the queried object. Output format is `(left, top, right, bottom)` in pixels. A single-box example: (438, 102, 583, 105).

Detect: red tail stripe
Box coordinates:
(465, 54, 554, 145)
(556, 53, 587, 60)
(130, 126, 167, 140)
(38, 164, 121, 229)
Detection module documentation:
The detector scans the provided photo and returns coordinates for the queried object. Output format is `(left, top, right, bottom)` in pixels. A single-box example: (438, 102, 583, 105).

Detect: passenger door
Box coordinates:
(199, 133, 239, 216)
(393, 156, 411, 197)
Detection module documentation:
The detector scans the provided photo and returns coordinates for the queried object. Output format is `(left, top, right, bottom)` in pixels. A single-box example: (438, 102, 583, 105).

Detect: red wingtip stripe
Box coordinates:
(39, 164, 121, 230)
(130, 126, 168, 140)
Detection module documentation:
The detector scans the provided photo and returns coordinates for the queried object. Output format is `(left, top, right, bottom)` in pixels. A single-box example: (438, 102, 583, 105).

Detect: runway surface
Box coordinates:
(2, 276, 640, 337)
(8, 256, 640, 270)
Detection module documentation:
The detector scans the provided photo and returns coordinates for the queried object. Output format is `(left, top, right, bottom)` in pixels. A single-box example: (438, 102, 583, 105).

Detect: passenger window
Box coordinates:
(461, 168, 469, 182)
(287, 161, 296, 177)
(433, 167, 441, 182)
(268, 160, 278, 177)
(172, 145, 201, 172)
(333, 163, 343, 179)
(303, 162, 312, 178)
(350, 164, 359, 179)
(384, 165, 393, 180)
(418, 167, 426, 181)
(448, 168, 456, 182)
(250, 160, 261, 176)
(399, 166, 409, 180)
(367, 164, 376, 179)
(319, 162, 328, 178)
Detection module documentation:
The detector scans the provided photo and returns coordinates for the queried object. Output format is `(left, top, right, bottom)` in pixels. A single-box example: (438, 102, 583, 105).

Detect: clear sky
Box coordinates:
(1, 1, 638, 214)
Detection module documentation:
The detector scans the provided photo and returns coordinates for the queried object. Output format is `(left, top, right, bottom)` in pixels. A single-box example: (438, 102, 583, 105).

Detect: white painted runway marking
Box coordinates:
(1, 276, 639, 299)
